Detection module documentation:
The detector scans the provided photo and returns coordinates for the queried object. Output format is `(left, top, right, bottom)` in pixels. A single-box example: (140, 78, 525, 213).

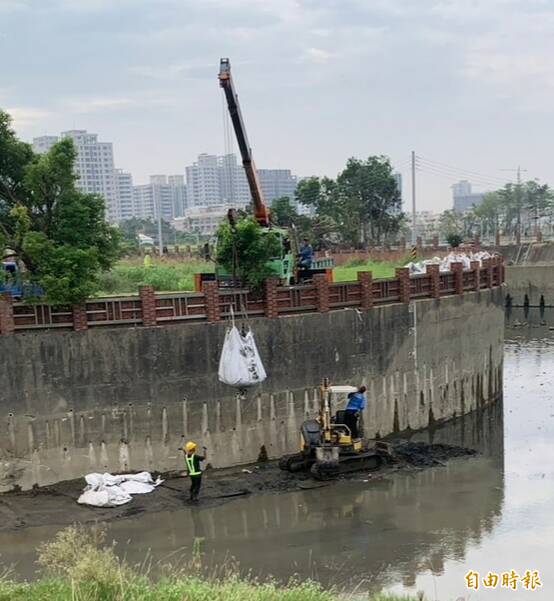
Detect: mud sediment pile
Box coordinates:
(0, 441, 476, 532)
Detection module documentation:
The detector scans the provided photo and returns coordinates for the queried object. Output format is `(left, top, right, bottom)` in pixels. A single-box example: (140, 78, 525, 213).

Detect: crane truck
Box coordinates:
(196, 58, 333, 290)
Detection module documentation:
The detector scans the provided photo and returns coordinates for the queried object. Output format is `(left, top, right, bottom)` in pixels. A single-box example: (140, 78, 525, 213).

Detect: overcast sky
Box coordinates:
(1, 0, 553, 211)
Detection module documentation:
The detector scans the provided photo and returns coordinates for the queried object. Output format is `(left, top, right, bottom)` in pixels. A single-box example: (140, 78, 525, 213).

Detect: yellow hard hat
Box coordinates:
(185, 441, 197, 453)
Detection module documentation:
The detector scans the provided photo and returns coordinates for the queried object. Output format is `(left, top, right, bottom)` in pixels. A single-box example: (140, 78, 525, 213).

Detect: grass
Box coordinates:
(96, 256, 408, 296)
(333, 258, 408, 282)
(0, 525, 420, 601)
(96, 257, 213, 296)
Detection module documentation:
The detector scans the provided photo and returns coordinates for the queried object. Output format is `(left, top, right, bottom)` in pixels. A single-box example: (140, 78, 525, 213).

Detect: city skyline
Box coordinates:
(3, 1, 549, 212)
(33, 127, 314, 222)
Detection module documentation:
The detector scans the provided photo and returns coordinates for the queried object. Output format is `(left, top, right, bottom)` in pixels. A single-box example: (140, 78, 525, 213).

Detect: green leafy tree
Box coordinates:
(296, 157, 402, 247)
(445, 232, 463, 248)
(524, 180, 553, 234)
(271, 196, 297, 227)
(438, 210, 464, 239)
(473, 192, 504, 237)
(0, 110, 121, 303)
(215, 218, 281, 289)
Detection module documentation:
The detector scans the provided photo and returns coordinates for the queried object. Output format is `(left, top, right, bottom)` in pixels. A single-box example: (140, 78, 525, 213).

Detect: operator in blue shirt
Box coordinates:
(298, 238, 313, 270)
(344, 386, 367, 439)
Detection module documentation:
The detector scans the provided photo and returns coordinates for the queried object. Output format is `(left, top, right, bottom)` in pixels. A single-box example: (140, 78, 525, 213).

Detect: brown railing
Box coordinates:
(0, 257, 505, 335)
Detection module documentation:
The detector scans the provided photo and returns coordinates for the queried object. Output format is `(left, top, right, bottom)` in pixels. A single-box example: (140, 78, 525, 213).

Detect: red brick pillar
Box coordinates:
(426, 264, 440, 299)
(0, 293, 15, 336)
(451, 262, 464, 295)
(139, 285, 158, 327)
(202, 281, 220, 323)
(357, 271, 373, 309)
(495, 231, 501, 246)
(470, 260, 480, 291)
(72, 303, 88, 332)
(314, 274, 330, 313)
(395, 267, 411, 304)
(264, 277, 279, 319)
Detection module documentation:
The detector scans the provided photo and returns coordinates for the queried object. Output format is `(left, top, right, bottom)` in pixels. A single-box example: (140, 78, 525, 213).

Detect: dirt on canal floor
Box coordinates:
(0, 441, 475, 532)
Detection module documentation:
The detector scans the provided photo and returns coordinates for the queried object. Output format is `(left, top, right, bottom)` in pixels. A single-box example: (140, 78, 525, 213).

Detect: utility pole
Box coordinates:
(502, 166, 527, 243)
(411, 150, 417, 245)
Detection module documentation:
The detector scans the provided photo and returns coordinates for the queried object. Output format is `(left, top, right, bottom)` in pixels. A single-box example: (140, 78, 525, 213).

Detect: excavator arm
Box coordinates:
(219, 58, 271, 227)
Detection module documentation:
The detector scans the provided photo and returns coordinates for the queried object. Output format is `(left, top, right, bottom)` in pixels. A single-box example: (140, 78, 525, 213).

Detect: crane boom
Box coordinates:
(219, 58, 271, 226)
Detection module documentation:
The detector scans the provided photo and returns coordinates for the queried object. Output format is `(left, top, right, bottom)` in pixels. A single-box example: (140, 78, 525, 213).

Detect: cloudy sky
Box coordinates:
(1, 0, 553, 210)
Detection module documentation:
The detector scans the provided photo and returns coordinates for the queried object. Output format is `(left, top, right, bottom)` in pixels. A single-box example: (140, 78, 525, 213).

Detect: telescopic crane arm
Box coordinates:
(219, 58, 271, 227)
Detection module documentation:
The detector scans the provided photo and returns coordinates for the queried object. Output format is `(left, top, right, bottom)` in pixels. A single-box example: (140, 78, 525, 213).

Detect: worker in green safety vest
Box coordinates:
(184, 441, 206, 503)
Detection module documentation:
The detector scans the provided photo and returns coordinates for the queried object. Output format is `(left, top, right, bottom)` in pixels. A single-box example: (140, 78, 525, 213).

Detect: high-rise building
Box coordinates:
(60, 130, 117, 221)
(186, 154, 221, 208)
(32, 135, 58, 154)
(185, 153, 304, 212)
(33, 130, 120, 222)
(114, 170, 134, 221)
(452, 180, 485, 212)
(218, 154, 251, 206)
(258, 169, 298, 205)
(168, 175, 186, 217)
(133, 175, 186, 222)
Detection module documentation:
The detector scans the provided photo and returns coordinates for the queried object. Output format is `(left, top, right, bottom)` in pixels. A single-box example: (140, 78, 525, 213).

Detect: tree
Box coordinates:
(438, 210, 464, 239)
(271, 196, 297, 227)
(215, 218, 281, 289)
(445, 232, 463, 248)
(0, 110, 121, 304)
(296, 157, 403, 247)
(524, 180, 553, 235)
(473, 192, 504, 237)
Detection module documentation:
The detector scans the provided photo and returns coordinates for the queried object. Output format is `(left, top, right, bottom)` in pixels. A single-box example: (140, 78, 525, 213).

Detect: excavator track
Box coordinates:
(279, 453, 313, 473)
(310, 451, 387, 481)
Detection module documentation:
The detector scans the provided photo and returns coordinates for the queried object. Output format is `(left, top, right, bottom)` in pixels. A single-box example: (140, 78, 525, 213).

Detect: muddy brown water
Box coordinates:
(0, 308, 552, 600)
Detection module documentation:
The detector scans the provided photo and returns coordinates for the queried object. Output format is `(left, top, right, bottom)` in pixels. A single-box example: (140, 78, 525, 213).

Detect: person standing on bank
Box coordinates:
(344, 386, 367, 439)
(184, 441, 207, 503)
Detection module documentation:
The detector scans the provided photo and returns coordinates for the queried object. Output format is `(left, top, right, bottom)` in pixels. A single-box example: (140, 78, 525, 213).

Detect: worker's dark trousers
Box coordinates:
(344, 410, 359, 439)
(189, 475, 202, 501)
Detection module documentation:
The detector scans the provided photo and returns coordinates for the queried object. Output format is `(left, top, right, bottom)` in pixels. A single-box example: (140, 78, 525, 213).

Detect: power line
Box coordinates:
(416, 163, 503, 188)
(417, 154, 507, 185)
(416, 157, 506, 188)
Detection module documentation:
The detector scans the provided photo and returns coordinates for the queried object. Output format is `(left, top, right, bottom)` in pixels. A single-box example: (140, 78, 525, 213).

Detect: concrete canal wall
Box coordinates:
(0, 287, 504, 491)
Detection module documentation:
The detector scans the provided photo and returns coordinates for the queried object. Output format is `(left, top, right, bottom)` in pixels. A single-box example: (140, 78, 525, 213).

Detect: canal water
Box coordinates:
(0, 309, 552, 599)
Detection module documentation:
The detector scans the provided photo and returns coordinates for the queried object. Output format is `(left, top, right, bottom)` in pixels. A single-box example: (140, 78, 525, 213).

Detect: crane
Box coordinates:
(218, 58, 271, 227)
(192, 58, 333, 291)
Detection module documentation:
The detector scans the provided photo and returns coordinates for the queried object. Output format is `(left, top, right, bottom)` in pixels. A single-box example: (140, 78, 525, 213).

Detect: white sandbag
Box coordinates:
(77, 471, 163, 508)
(218, 325, 267, 387)
(78, 487, 131, 507)
(408, 251, 498, 275)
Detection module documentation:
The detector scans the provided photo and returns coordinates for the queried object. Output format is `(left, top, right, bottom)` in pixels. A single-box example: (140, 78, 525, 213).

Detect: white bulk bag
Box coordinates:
(218, 325, 267, 387)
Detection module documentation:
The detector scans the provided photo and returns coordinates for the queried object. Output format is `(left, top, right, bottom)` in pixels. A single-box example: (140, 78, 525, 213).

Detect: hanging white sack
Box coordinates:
(218, 325, 267, 387)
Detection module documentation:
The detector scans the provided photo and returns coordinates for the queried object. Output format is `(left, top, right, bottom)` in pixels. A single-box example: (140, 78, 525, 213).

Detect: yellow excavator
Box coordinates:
(279, 380, 392, 479)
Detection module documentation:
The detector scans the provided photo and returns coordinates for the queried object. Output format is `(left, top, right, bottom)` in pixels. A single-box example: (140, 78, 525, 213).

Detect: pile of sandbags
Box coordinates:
(406, 251, 497, 275)
(77, 471, 163, 507)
